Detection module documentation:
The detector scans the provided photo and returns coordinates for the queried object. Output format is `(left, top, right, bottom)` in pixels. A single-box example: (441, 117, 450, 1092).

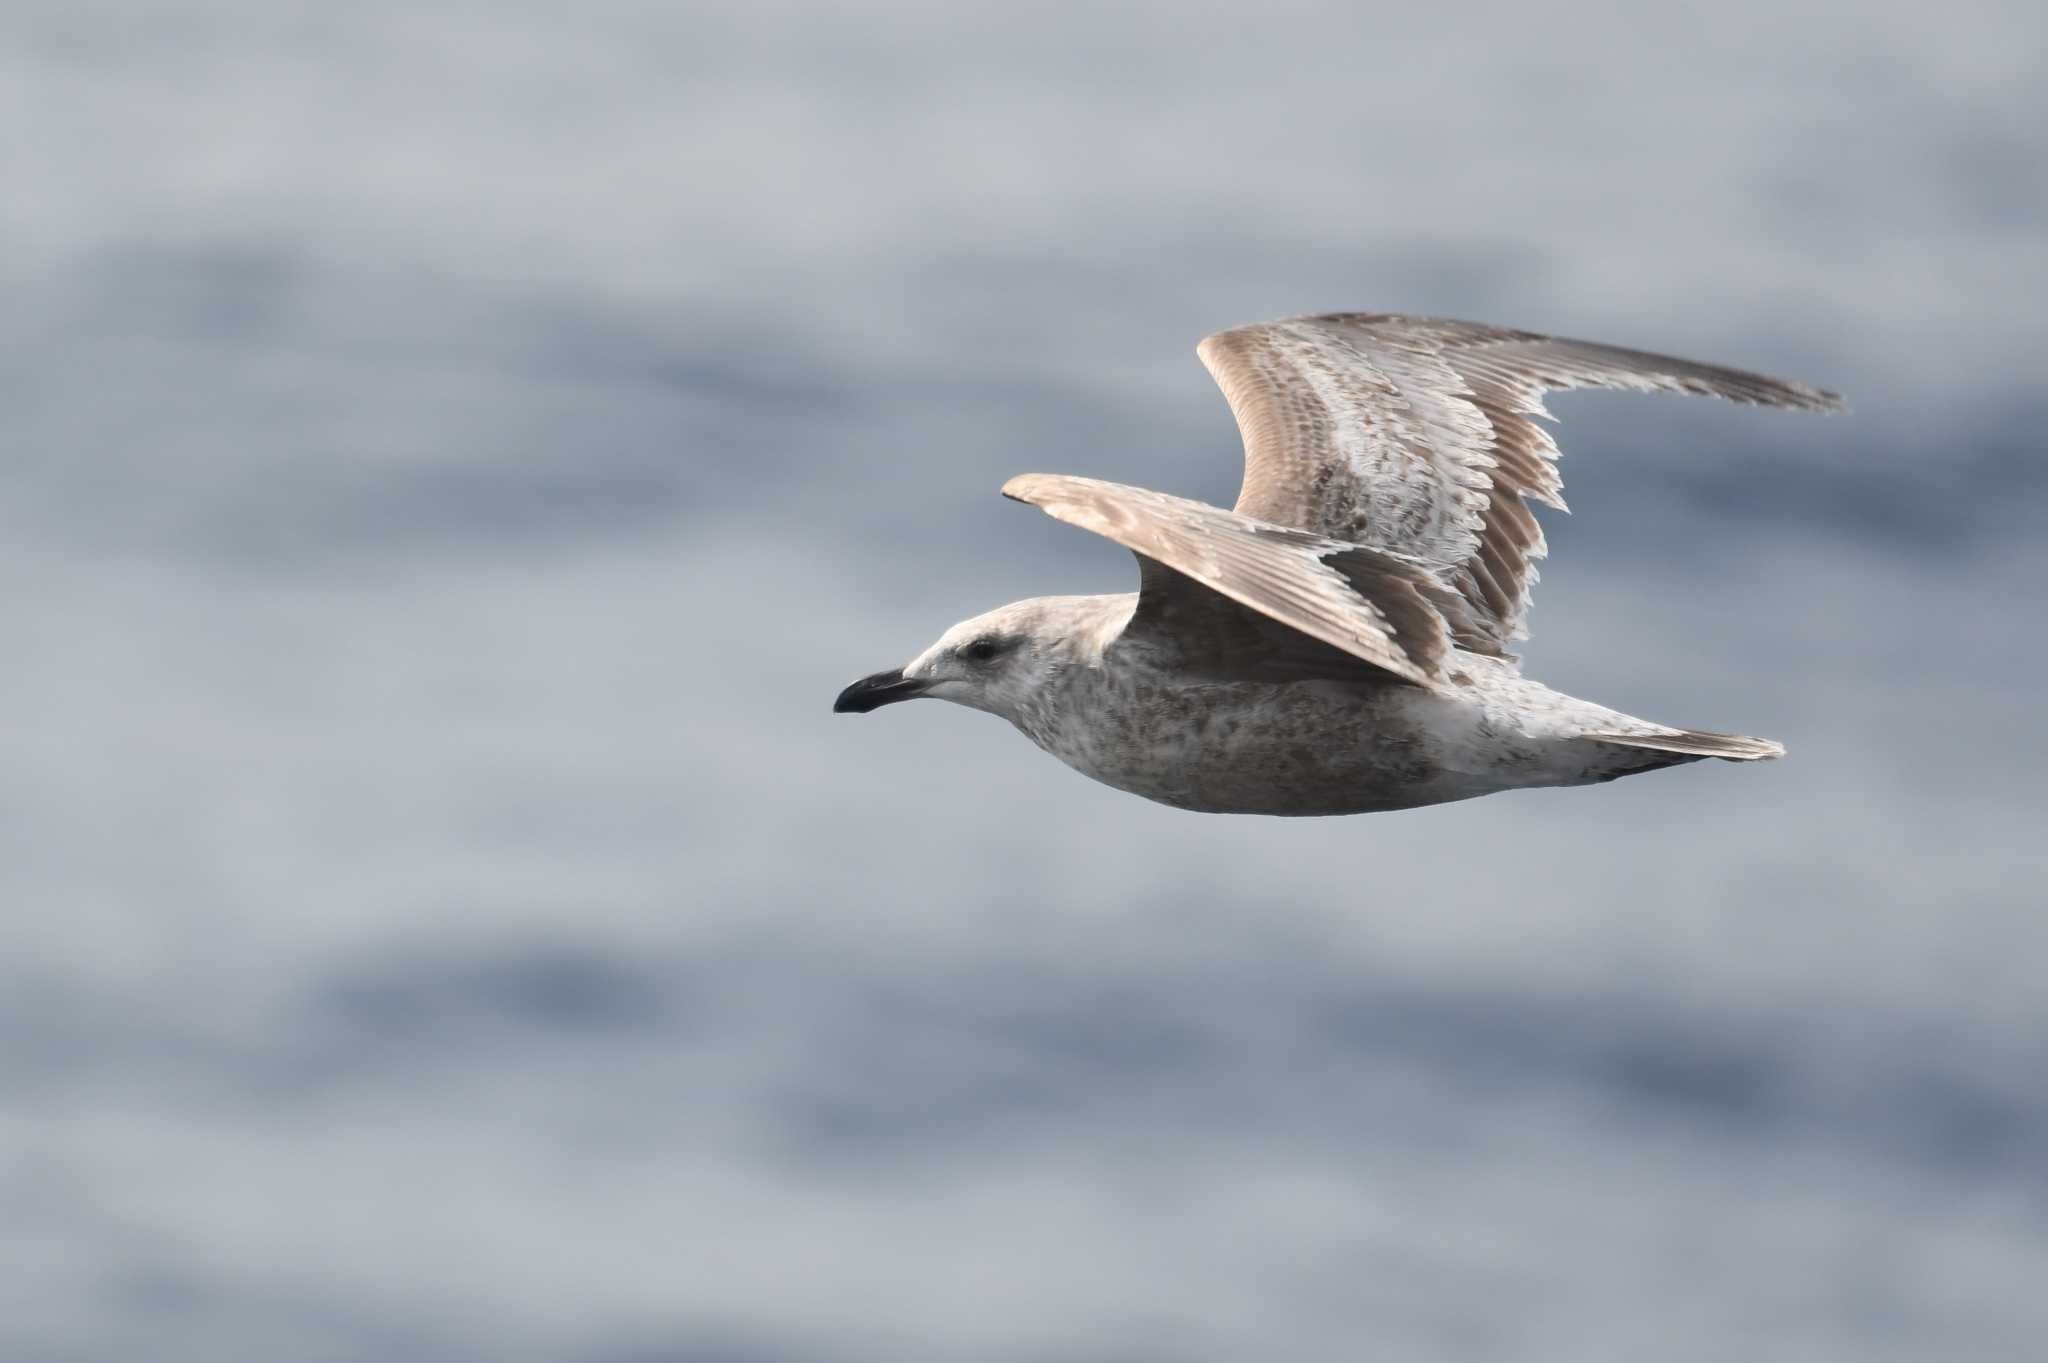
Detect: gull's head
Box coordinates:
(833, 597, 1094, 721)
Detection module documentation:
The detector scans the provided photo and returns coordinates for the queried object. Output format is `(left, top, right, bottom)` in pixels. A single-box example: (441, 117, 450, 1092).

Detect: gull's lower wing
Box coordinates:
(1001, 473, 1463, 693)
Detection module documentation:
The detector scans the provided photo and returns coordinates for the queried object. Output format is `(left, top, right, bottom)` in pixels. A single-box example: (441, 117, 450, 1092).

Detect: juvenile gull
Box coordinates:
(835, 313, 1842, 815)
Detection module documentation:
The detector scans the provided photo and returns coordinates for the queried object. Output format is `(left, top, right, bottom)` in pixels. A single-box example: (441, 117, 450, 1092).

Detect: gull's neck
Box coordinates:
(1007, 593, 1139, 748)
(1057, 592, 1138, 664)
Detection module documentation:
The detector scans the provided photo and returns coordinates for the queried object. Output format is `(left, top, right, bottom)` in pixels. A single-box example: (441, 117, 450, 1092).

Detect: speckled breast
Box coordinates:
(1020, 668, 1511, 816)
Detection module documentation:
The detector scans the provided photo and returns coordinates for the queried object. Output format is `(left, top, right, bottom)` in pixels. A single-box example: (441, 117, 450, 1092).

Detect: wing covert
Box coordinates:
(1001, 473, 1464, 693)
(1197, 313, 1842, 648)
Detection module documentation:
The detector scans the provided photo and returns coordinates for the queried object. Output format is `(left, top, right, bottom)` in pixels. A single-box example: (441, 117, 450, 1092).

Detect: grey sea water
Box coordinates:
(4, 2, 2046, 1359)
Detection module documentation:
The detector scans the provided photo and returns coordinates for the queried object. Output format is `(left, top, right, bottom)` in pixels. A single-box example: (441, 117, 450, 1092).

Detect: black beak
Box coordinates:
(833, 668, 930, 714)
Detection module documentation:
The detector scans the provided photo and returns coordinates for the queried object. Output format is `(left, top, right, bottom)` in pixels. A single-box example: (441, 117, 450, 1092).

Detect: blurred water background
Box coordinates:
(4, 2, 2047, 1360)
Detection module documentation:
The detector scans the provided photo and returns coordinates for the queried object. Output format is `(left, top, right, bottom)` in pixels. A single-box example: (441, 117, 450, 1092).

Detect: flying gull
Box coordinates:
(835, 313, 1841, 815)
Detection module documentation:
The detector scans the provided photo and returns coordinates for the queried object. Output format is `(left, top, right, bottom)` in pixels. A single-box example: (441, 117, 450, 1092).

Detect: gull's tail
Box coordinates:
(1586, 728, 1786, 762)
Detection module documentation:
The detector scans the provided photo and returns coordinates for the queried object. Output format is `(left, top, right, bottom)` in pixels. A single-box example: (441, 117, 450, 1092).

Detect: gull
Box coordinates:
(834, 313, 1841, 815)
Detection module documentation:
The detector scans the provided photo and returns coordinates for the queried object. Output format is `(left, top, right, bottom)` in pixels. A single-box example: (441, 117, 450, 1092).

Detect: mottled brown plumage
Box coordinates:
(835, 313, 1840, 815)
(1199, 314, 1843, 650)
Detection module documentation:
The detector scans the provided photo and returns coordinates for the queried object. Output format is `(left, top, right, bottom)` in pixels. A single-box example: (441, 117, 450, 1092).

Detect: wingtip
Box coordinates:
(1002, 473, 1106, 506)
(1000, 474, 1047, 504)
(1787, 381, 1848, 414)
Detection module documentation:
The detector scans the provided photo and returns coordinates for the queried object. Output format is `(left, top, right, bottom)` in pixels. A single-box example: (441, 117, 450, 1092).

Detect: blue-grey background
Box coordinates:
(5, 2, 2046, 1360)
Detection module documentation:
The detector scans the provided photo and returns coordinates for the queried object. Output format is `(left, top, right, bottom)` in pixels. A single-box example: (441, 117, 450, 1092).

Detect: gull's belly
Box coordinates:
(1030, 676, 1550, 816)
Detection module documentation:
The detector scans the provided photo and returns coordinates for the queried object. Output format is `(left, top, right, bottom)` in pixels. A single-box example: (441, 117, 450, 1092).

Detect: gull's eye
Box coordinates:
(963, 637, 1002, 663)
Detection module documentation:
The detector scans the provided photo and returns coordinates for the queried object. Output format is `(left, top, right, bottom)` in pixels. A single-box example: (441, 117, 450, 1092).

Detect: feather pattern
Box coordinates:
(1000, 473, 1459, 692)
(1197, 313, 1843, 649)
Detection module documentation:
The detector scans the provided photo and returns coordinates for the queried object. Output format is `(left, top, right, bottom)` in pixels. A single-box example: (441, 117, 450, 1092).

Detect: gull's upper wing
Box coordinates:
(1197, 313, 1843, 650)
(1002, 473, 1475, 692)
